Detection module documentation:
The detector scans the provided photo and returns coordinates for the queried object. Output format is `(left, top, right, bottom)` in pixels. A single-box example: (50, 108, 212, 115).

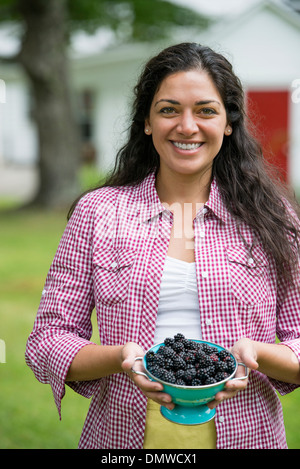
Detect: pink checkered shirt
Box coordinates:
(25, 172, 300, 449)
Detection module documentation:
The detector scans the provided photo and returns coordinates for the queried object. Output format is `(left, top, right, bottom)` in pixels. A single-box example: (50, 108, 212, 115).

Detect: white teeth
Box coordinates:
(173, 142, 202, 150)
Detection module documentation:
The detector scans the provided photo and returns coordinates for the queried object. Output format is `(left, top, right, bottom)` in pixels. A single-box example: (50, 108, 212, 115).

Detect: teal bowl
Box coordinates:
(133, 339, 247, 425)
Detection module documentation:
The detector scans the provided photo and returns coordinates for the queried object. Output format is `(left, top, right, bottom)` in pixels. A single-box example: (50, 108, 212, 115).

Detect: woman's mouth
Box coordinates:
(172, 141, 203, 150)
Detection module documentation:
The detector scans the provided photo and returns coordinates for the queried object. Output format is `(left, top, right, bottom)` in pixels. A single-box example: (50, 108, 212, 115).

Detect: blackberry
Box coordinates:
(172, 341, 185, 353)
(176, 378, 186, 386)
(204, 376, 217, 385)
(175, 369, 185, 380)
(164, 337, 175, 347)
(210, 353, 219, 363)
(197, 366, 214, 380)
(215, 372, 229, 382)
(224, 355, 235, 364)
(174, 333, 185, 342)
(202, 344, 217, 355)
(162, 346, 176, 359)
(195, 349, 205, 360)
(152, 353, 165, 367)
(164, 357, 174, 370)
(191, 378, 202, 386)
(164, 371, 176, 384)
(183, 368, 196, 383)
(183, 339, 197, 350)
(173, 356, 186, 370)
(195, 351, 212, 368)
(186, 362, 196, 370)
(182, 338, 193, 349)
(183, 350, 196, 364)
(145, 350, 156, 363)
(206, 365, 216, 377)
(196, 369, 210, 381)
(206, 357, 215, 368)
(218, 350, 231, 360)
(225, 358, 236, 374)
(148, 365, 165, 380)
(215, 361, 227, 372)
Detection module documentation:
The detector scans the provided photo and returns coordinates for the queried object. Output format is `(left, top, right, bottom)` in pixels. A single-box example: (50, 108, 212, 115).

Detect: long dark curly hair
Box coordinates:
(70, 42, 300, 286)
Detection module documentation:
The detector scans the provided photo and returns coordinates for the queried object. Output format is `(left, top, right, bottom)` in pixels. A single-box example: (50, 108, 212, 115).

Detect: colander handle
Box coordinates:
(130, 356, 149, 379)
(231, 362, 249, 381)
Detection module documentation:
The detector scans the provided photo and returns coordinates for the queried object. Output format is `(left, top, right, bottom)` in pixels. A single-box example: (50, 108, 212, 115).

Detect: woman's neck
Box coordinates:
(156, 169, 211, 206)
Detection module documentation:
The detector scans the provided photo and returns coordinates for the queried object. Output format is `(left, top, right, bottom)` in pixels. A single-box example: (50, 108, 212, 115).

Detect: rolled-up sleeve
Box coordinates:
(271, 257, 300, 395)
(25, 195, 99, 418)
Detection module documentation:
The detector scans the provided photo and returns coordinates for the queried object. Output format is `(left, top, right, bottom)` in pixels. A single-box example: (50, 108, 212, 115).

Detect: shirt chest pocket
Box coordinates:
(93, 249, 136, 305)
(226, 244, 270, 304)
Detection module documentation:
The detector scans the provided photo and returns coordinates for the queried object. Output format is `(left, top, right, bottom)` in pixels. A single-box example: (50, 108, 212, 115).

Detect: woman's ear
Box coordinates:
(144, 120, 152, 135)
(225, 125, 232, 136)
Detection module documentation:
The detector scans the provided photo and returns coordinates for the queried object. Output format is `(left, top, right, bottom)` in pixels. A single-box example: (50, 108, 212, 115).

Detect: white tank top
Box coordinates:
(153, 256, 202, 345)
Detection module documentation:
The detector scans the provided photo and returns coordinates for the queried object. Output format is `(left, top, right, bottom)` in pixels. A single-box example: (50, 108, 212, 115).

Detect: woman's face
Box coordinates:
(145, 69, 231, 181)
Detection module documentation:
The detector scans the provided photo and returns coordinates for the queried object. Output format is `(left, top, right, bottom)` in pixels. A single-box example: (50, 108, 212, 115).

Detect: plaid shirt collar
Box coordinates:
(136, 172, 230, 224)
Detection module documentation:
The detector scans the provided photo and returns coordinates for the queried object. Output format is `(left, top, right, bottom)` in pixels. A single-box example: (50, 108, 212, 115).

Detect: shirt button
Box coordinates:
(248, 258, 254, 265)
(111, 261, 118, 268)
(199, 231, 205, 238)
(219, 416, 225, 423)
(205, 318, 212, 326)
(202, 271, 208, 278)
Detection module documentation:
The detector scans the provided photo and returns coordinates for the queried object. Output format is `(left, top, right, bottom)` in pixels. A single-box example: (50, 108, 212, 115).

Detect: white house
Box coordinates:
(0, 62, 38, 167)
(198, 0, 300, 188)
(1, 0, 300, 195)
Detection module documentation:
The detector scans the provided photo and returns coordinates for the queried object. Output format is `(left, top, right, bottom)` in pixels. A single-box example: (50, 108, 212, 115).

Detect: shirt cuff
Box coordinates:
(47, 335, 100, 418)
(269, 340, 300, 395)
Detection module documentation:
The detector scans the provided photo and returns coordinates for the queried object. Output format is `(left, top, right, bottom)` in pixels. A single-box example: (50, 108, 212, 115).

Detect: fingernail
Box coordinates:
(165, 404, 174, 410)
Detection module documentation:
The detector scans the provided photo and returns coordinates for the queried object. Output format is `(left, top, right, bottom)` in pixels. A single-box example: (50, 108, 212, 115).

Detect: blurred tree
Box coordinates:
(0, 0, 210, 209)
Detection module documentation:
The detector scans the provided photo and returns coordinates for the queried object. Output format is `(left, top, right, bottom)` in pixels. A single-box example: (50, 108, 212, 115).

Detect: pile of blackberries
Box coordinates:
(146, 334, 236, 386)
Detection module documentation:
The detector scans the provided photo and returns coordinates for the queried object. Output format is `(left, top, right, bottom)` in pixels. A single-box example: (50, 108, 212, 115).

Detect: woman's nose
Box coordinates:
(177, 111, 199, 135)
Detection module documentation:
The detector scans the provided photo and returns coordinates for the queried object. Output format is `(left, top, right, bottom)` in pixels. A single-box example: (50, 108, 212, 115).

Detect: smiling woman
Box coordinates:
(26, 43, 300, 450)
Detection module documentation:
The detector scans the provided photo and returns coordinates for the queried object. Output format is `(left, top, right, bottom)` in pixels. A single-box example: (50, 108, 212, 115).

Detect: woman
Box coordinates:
(26, 43, 300, 449)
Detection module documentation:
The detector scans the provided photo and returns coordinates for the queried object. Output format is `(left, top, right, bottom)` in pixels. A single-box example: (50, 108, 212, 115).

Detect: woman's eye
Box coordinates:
(200, 108, 217, 116)
(160, 107, 177, 114)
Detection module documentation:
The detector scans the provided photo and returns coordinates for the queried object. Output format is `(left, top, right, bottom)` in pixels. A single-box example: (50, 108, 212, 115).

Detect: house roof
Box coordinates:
(198, 0, 300, 42)
(191, 0, 300, 86)
(71, 0, 300, 67)
(169, 0, 263, 20)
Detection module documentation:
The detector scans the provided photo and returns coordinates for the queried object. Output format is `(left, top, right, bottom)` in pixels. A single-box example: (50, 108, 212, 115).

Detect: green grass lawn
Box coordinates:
(0, 207, 96, 448)
(1, 201, 300, 448)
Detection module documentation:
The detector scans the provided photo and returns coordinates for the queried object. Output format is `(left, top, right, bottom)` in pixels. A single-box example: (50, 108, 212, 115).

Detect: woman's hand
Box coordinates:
(207, 338, 258, 410)
(121, 342, 175, 411)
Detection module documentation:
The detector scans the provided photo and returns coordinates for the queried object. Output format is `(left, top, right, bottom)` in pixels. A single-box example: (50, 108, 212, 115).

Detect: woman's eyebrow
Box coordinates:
(154, 99, 180, 107)
(196, 99, 221, 106)
(154, 99, 221, 107)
